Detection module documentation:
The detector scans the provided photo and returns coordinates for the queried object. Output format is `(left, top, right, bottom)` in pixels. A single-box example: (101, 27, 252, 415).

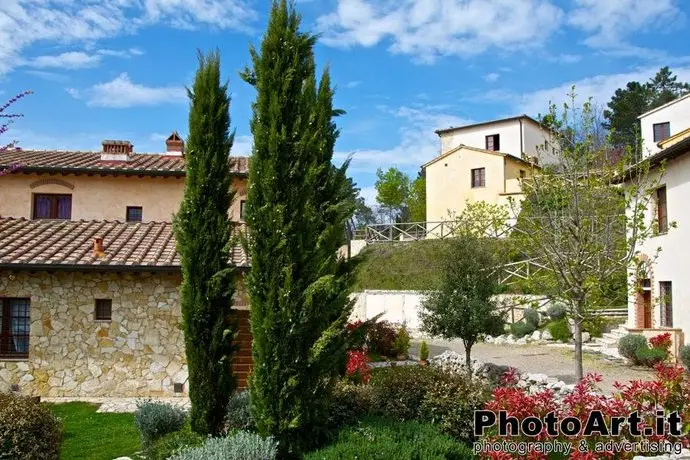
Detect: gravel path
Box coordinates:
(412, 339, 656, 394)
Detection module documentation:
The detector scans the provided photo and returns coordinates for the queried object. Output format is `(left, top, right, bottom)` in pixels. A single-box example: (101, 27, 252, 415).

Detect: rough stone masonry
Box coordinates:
(0, 271, 188, 397)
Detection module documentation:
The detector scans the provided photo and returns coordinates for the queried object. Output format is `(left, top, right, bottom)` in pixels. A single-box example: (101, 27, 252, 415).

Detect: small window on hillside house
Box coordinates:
(485, 134, 500, 151)
(653, 122, 671, 143)
(126, 206, 143, 223)
(656, 186, 668, 233)
(659, 281, 673, 327)
(0, 298, 30, 359)
(240, 200, 246, 221)
(471, 168, 485, 188)
(519, 170, 526, 179)
(95, 299, 112, 321)
(33, 194, 71, 220)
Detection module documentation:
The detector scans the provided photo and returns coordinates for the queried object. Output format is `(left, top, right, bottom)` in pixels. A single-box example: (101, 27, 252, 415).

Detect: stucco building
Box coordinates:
(626, 94, 690, 350)
(423, 115, 552, 227)
(0, 134, 252, 397)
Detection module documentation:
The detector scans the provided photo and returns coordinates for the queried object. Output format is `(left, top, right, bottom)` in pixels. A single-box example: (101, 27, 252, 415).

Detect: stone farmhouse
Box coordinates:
(0, 134, 252, 397)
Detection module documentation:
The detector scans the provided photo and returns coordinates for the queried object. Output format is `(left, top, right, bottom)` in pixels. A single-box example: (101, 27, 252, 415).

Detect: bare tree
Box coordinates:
(0, 91, 32, 177)
(509, 90, 662, 380)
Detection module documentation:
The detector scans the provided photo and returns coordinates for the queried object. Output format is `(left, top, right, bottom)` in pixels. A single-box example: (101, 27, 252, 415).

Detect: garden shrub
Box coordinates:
(635, 346, 668, 367)
(484, 312, 506, 337)
(582, 315, 606, 338)
(225, 391, 255, 432)
(145, 427, 205, 460)
(548, 318, 571, 343)
(135, 400, 187, 446)
(523, 308, 540, 328)
(303, 417, 475, 460)
(510, 321, 536, 338)
(546, 303, 567, 321)
(327, 381, 373, 429)
(367, 321, 398, 357)
(344, 350, 371, 384)
(394, 325, 411, 357)
(680, 345, 690, 370)
(369, 365, 439, 421)
(649, 332, 673, 358)
(618, 334, 648, 363)
(0, 393, 63, 460)
(369, 365, 490, 442)
(419, 341, 429, 361)
(170, 430, 278, 460)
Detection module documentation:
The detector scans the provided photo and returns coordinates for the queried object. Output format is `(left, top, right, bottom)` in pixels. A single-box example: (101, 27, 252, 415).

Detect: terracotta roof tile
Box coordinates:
(0, 150, 249, 177)
(0, 218, 249, 270)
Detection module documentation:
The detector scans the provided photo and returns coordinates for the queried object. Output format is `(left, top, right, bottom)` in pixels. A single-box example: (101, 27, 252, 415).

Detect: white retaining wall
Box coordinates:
(350, 290, 552, 331)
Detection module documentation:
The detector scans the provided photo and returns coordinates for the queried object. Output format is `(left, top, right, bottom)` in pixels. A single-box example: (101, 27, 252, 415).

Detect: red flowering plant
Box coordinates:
(650, 333, 673, 358)
(478, 365, 690, 459)
(345, 350, 371, 384)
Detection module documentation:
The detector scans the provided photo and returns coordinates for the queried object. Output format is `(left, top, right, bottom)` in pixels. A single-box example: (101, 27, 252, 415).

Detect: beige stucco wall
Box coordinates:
(0, 173, 248, 223)
(0, 271, 187, 397)
(425, 147, 529, 225)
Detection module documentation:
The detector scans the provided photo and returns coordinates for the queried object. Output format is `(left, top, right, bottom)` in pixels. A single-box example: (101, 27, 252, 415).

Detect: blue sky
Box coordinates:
(2, 0, 689, 204)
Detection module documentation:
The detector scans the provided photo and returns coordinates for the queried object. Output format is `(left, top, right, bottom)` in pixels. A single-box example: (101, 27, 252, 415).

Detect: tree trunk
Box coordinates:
(573, 301, 584, 381)
(465, 342, 473, 379)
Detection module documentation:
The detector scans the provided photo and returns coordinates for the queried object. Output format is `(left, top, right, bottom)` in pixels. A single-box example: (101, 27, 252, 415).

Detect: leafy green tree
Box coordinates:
(241, 1, 358, 456)
(648, 66, 690, 107)
(375, 167, 410, 221)
(173, 50, 237, 435)
(510, 92, 661, 381)
(420, 235, 506, 376)
(604, 67, 690, 148)
(408, 170, 426, 222)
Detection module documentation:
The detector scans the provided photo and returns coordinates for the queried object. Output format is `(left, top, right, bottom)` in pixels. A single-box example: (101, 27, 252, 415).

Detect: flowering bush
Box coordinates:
(650, 332, 673, 356)
(479, 365, 690, 459)
(345, 350, 371, 384)
(367, 321, 399, 358)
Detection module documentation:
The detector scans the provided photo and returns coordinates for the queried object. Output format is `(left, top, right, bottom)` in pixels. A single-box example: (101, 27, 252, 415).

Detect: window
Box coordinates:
(656, 186, 668, 233)
(126, 206, 143, 223)
(653, 122, 671, 143)
(33, 194, 71, 220)
(485, 134, 500, 151)
(519, 170, 526, 179)
(471, 168, 485, 188)
(240, 200, 246, 221)
(95, 299, 112, 321)
(659, 281, 673, 327)
(0, 298, 30, 359)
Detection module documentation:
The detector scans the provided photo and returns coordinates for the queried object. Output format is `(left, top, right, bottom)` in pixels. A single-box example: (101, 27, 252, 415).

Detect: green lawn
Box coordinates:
(49, 402, 141, 460)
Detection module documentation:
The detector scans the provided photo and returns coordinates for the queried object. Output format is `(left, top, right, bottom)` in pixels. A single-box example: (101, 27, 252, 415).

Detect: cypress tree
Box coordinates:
(173, 50, 237, 435)
(241, 1, 357, 456)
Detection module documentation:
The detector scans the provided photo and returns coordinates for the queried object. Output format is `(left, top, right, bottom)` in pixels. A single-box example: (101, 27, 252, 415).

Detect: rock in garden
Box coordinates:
(542, 330, 553, 341)
(582, 332, 591, 343)
(531, 330, 542, 341)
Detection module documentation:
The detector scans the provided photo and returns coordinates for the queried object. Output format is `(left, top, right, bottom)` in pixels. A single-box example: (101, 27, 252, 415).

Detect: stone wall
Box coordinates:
(0, 270, 188, 397)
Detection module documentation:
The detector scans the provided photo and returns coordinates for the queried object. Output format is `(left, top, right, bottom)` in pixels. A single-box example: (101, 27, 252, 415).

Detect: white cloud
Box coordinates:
(28, 51, 102, 69)
(345, 80, 362, 88)
(358, 185, 377, 206)
(335, 104, 472, 173)
(65, 87, 81, 99)
(569, 0, 684, 49)
(316, 0, 564, 63)
(0, 1, 256, 76)
(232, 134, 253, 156)
(86, 73, 186, 108)
(506, 66, 690, 117)
(484, 72, 500, 82)
(25, 70, 69, 82)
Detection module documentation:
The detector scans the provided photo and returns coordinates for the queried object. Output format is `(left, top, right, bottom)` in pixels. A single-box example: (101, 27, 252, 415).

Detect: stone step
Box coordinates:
(596, 337, 620, 346)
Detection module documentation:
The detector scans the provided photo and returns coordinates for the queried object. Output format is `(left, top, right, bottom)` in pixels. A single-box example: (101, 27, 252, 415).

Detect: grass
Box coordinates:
(49, 402, 141, 460)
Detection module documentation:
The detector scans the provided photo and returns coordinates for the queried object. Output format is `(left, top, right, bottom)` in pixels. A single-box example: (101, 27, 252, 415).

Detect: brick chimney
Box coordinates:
(101, 140, 133, 161)
(93, 237, 105, 258)
(165, 132, 184, 156)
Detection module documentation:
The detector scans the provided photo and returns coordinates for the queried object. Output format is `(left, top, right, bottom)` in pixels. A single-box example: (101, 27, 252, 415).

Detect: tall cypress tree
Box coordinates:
(174, 50, 237, 435)
(241, 1, 357, 456)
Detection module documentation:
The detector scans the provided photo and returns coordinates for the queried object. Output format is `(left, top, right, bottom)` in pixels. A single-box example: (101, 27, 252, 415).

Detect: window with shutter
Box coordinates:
(471, 168, 486, 188)
(659, 281, 673, 327)
(653, 122, 671, 143)
(32, 194, 72, 220)
(656, 186, 668, 233)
